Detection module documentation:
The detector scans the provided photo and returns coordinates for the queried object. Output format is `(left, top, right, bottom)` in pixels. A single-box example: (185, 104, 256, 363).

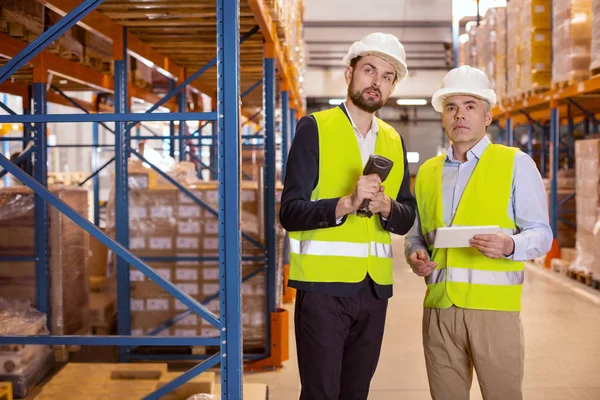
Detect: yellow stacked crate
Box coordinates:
(520, 0, 552, 93)
(507, 0, 521, 99)
(552, 0, 593, 85)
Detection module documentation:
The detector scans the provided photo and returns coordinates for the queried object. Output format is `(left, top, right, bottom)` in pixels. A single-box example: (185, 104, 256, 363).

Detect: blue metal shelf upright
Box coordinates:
(0, 0, 254, 397)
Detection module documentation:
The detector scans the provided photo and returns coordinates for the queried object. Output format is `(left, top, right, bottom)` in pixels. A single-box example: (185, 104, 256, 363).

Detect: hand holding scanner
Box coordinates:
(356, 154, 394, 218)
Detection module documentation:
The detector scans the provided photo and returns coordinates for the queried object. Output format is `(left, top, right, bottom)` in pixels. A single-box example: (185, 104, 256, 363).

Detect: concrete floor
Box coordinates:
(244, 236, 600, 399)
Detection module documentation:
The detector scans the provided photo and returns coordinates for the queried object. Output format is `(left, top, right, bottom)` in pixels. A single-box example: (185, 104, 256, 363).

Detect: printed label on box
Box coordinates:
(179, 205, 201, 218)
(130, 207, 148, 219)
(201, 327, 219, 337)
(151, 205, 173, 219)
(534, 5, 545, 13)
(128, 176, 148, 189)
(177, 283, 199, 296)
(203, 283, 220, 295)
(241, 190, 256, 202)
(534, 34, 546, 42)
(179, 314, 198, 326)
(203, 268, 219, 281)
(177, 237, 199, 250)
(130, 270, 145, 282)
(175, 329, 197, 337)
(205, 190, 218, 202)
(150, 237, 172, 250)
(205, 222, 219, 234)
(178, 221, 201, 234)
(241, 285, 254, 296)
(130, 237, 145, 250)
(204, 238, 219, 250)
(147, 299, 169, 311)
(251, 312, 264, 326)
(155, 268, 172, 281)
(131, 328, 145, 337)
(130, 299, 145, 311)
(242, 313, 250, 325)
(176, 268, 198, 281)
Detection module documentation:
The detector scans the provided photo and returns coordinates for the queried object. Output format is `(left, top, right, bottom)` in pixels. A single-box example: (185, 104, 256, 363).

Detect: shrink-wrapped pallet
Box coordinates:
(507, 0, 521, 98)
(520, 0, 552, 92)
(590, 0, 600, 72)
(552, 0, 593, 85)
(495, 7, 508, 103)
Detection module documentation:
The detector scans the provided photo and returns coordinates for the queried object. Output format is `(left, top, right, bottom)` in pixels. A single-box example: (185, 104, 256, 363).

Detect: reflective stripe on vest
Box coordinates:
(426, 267, 525, 286)
(289, 238, 392, 259)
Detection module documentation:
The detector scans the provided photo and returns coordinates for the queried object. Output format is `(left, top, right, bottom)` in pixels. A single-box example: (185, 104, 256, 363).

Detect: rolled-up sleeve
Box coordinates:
(507, 153, 553, 261)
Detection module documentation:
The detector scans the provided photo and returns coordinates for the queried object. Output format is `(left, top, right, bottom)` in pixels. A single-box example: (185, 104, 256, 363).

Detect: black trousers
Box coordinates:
(294, 286, 389, 400)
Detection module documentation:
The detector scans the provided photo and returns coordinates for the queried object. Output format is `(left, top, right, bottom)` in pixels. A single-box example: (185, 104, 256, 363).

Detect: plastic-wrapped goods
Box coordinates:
(507, 0, 521, 98)
(520, 0, 552, 92)
(591, 0, 600, 72)
(475, 20, 488, 73)
(552, 0, 593, 85)
(464, 22, 478, 68)
(0, 299, 55, 398)
(0, 186, 90, 337)
(495, 7, 508, 103)
(482, 8, 501, 95)
(574, 140, 600, 275)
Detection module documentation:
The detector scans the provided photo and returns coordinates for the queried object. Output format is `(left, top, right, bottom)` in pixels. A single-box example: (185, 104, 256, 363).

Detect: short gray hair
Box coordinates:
(482, 100, 491, 113)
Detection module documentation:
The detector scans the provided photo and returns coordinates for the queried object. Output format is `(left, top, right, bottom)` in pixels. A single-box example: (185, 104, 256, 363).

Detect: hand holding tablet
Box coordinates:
(433, 226, 502, 249)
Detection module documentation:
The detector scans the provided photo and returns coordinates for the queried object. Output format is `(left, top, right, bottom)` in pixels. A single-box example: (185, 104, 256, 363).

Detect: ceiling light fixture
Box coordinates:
(396, 99, 428, 106)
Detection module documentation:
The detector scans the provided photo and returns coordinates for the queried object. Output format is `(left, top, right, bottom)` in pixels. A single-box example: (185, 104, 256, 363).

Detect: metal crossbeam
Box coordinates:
(78, 157, 115, 186)
(0, 145, 34, 180)
(241, 79, 263, 99)
(0, 336, 219, 346)
(568, 98, 600, 125)
(0, 0, 104, 84)
(130, 148, 265, 252)
(0, 112, 218, 123)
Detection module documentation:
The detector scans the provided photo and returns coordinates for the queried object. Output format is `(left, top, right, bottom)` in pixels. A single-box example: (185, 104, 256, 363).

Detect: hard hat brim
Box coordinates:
(431, 88, 497, 112)
(344, 50, 408, 81)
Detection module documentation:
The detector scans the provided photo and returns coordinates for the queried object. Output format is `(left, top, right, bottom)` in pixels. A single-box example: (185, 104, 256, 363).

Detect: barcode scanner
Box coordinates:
(356, 154, 394, 218)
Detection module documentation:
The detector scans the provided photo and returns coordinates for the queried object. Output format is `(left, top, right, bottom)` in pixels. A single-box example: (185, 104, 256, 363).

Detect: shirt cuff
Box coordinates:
(503, 235, 521, 261)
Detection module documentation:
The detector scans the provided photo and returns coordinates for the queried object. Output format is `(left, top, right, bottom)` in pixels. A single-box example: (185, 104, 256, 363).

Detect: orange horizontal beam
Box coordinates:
(248, 0, 304, 116)
(0, 81, 99, 112)
(37, 0, 214, 97)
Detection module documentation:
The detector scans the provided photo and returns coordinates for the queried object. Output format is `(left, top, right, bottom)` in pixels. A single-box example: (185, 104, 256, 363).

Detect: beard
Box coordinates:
(347, 78, 385, 113)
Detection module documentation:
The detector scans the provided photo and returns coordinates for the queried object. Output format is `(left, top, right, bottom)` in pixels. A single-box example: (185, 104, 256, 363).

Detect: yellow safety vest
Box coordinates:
(288, 107, 405, 285)
(415, 144, 524, 311)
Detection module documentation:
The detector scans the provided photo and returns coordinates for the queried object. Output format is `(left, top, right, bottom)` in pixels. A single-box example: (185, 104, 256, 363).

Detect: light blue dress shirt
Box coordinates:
(404, 135, 553, 262)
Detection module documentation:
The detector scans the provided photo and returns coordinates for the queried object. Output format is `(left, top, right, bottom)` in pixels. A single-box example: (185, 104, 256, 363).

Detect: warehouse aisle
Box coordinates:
(244, 236, 600, 400)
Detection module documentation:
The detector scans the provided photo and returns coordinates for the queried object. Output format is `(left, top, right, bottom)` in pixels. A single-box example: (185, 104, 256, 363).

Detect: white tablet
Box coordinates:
(433, 226, 501, 249)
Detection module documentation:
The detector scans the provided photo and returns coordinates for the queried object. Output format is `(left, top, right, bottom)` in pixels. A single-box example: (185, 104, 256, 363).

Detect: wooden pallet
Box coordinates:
(567, 270, 593, 286)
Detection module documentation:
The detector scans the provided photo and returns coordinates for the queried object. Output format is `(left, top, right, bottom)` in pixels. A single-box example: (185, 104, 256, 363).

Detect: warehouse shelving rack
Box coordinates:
(0, 0, 304, 398)
(492, 75, 600, 266)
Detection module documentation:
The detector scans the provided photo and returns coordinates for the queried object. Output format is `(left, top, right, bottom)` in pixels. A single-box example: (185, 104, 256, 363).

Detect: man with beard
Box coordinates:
(405, 66, 552, 400)
(279, 32, 417, 400)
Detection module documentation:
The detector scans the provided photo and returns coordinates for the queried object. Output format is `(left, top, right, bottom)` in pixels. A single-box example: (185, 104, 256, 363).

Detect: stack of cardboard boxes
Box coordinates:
(507, 0, 521, 99)
(575, 139, 600, 279)
(107, 165, 283, 351)
(519, 0, 552, 92)
(552, 0, 593, 85)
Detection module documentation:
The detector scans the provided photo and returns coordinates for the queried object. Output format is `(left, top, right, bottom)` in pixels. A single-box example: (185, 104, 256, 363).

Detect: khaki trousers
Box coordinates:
(422, 306, 524, 400)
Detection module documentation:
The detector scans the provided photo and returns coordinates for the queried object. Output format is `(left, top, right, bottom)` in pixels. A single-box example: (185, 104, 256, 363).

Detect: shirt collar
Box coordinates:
(341, 102, 379, 136)
(446, 135, 491, 163)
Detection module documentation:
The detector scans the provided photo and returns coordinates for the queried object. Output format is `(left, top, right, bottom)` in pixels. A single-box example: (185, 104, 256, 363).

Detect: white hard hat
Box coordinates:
(431, 65, 497, 112)
(343, 32, 408, 81)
